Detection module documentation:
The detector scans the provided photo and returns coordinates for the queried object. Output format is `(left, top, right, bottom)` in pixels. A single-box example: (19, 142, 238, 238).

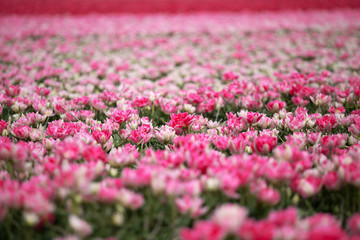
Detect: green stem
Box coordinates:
(6, 161, 15, 179)
(304, 199, 315, 214)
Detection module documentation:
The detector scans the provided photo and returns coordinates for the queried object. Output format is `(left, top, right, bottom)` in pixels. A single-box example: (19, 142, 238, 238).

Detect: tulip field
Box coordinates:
(1, 10, 360, 240)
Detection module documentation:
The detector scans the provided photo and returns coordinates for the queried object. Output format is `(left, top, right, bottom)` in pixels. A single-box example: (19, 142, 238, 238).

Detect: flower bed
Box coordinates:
(1, 10, 360, 240)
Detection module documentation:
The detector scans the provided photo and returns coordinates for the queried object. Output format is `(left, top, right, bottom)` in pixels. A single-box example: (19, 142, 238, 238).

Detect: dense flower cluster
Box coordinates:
(1, 10, 360, 240)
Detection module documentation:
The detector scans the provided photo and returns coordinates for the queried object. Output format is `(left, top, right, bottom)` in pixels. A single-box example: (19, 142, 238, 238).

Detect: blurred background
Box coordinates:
(1, 0, 360, 14)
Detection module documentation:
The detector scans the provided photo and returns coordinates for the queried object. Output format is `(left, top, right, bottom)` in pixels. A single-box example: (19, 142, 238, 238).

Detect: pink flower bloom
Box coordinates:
(219, 172, 241, 198)
(341, 161, 360, 187)
(187, 93, 203, 105)
(167, 112, 195, 135)
(122, 167, 152, 187)
(268, 207, 298, 227)
(322, 171, 342, 190)
(316, 115, 338, 133)
(222, 71, 239, 81)
(165, 179, 185, 196)
(79, 110, 95, 121)
(266, 100, 286, 113)
(110, 109, 132, 124)
(296, 175, 322, 198)
(307, 131, 321, 145)
(244, 111, 263, 125)
(265, 161, 295, 182)
(117, 189, 144, 210)
(53, 138, 82, 161)
(83, 145, 107, 163)
(0, 142, 12, 161)
(320, 134, 346, 150)
(348, 214, 360, 235)
(302, 214, 345, 240)
(310, 93, 331, 106)
(212, 204, 248, 233)
(243, 97, 263, 111)
(238, 219, 274, 240)
(257, 187, 280, 205)
(90, 98, 106, 111)
(133, 97, 151, 108)
(42, 138, 57, 151)
(5, 85, 20, 97)
(128, 129, 152, 144)
(30, 128, 45, 142)
(349, 122, 360, 138)
(154, 125, 176, 144)
(292, 96, 309, 106)
(12, 125, 31, 140)
(352, 109, 360, 116)
(221, 89, 234, 102)
(181, 221, 224, 240)
(283, 114, 307, 132)
(92, 129, 111, 145)
(99, 91, 117, 103)
(98, 187, 119, 203)
(35, 87, 51, 97)
(273, 226, 296, 240)
(228, 135, 247, 154)
(3, 141, 29, 171)
(175, 195, 207, 217)
(286, 132, 308, 149)
(160, 101, 178, 114)
(69, 215, 92, 237)
(226, 112, 246, 133)
(328, 105, 345, 114)
(52, 97, 67, 114)
(307, 225, 346, 240)
(108, 145, 139, 167)
(184, 180, 202, 196)
(0, 120, 8, 135)
(213, 135, 229, 151)
(252, 135, 277, 155)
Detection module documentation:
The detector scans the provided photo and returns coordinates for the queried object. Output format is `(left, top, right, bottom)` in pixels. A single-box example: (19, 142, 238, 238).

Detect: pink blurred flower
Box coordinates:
(257, 187, 281, 205)
(69, 215, 92, 237)
(133, 97, 151, 108)
(238, 219, 274, 240)
(266, 100, 286, 113)
(348, 214, 360, 235)
(175, 195, 207, 218)
(222, 71, 239, 81)
(181, 221, 225, 240)
(5, 85, 20, 97)
(117, 189, 144, 210)
(252, 135, 277, 155)
(0, 120, 8, 135)
(296, 176, 322, 198)
(154, 125, 176, 144)
(211, 204, 248, 233)
(310, 93, 331, 106)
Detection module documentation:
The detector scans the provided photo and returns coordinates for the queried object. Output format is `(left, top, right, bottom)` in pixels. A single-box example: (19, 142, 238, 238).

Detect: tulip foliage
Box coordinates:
(1, 10, 360, 240)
